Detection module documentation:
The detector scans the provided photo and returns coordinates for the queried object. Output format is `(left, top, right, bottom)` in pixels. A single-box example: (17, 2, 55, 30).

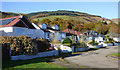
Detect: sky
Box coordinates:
(1, 2, 118, 19)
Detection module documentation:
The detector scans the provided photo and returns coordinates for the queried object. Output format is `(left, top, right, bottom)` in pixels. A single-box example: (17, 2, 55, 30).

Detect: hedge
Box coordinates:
(0, 36, 50, 56)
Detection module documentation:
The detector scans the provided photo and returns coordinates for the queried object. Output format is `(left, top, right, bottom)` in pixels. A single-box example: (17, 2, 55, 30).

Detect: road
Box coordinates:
(64, 46, 119, 68)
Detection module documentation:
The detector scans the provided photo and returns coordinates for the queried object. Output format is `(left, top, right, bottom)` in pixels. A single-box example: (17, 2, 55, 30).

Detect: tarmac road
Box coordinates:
(64, 46, 119, 68)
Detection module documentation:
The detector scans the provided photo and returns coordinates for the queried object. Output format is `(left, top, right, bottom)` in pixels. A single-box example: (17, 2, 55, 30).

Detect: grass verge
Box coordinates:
(108, 52, 120, 57)
(2, 56, 70, 70)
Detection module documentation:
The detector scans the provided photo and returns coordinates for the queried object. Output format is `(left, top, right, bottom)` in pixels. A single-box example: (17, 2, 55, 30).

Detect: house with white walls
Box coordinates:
(83, 31, 105, 43)
(107, 32, 120, 42)
(0, 15, 44, 39)
(39, 23, 66, 41)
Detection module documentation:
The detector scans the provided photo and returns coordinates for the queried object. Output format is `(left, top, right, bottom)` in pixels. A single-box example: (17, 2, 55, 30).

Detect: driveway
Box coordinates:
(64, 46, 119, 68)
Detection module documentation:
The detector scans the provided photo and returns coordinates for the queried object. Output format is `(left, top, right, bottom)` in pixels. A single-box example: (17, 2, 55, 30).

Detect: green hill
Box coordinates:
(1, 10, 112, 24)
(27, 10, 112, 24)
(0, 11, 19, 18)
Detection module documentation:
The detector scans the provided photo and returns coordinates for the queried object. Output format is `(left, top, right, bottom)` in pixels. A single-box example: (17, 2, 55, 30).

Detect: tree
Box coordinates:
(94, 23, 109, 35)
(30, 20, 39, 25)
(5, 15, 12, 18)
(41, 18, 51, 25)
(66, 22, 73, 29)
(83, 22, 95, 31)
(109, 24, 120, 34)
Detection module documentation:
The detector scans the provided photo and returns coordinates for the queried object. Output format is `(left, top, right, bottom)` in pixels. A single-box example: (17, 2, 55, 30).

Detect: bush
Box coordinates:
(0, 36, 50, 56)
(89, 40, 98, 46)
(62, 38, 72, 44)
(104, 41, 112, 44)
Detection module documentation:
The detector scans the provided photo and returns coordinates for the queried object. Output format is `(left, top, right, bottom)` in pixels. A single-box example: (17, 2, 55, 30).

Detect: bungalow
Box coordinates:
(39, 23, 66, 41)
(0, 15, 44, 39)
(83, 31, 105, 43)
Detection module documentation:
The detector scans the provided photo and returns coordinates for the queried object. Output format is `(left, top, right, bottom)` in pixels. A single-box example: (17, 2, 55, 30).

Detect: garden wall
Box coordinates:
(11, 50, 58, 60)
(75, 47, 89, 52)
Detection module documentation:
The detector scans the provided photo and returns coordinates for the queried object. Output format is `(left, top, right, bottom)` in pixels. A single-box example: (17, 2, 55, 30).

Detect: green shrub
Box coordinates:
(104, 41, 112, 44)
(62, 38, 72, 44)
(63, 43, 72, 46)
(89, 40, 98, 46)
(0, 36, 50, 56)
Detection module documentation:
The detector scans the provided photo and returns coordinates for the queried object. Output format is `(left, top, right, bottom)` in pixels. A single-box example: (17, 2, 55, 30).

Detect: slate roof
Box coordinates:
(0, 15, 35, 29)
(0, 16, 21, 27)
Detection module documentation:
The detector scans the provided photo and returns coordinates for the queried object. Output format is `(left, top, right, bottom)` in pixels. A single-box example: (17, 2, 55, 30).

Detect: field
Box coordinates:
(33, 15, 90, 23)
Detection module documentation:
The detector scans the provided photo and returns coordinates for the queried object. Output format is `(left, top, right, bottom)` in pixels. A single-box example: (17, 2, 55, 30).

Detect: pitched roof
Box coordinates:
(0, 15, 35, 29)
(0, 16, 21, 27)
(62, 29, 82, 36)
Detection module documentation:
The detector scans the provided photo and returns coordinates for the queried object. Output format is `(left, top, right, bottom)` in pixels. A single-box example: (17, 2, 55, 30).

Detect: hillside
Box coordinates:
(1, 10, 112, 24)
(111, 18, 120, 24)
(0, 11, 19, 18)
(27, 10, 112, 24)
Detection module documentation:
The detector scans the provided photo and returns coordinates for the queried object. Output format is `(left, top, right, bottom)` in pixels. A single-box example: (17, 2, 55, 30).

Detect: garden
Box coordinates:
(0, 36, 53, 56)
(1, 36, 71, 69)
(61, 38, 88, 52)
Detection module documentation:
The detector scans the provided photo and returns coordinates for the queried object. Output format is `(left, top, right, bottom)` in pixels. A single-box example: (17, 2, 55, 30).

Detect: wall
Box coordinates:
(95, 37, 104, 42)
(11, 50, 58, 60)
(75, 47, 89, 52)
(0, 27, 44, 39)
(0, 27, 13, 32)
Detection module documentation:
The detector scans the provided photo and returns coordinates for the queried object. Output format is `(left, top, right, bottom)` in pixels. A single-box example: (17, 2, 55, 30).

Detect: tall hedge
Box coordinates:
(0, 36, 50, 56)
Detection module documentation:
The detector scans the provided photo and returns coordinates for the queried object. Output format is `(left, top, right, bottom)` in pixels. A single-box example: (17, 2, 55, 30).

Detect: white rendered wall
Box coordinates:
(11, 50, 59, 60)
(0, 27, 13, 32)
(1, 27, 44, 39)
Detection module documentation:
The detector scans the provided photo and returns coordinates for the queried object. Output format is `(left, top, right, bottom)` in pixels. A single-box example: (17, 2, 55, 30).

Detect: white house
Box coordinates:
(39, 23, 66, 41)
(0, 15, 44, 39)
(83, 31, 105, 43)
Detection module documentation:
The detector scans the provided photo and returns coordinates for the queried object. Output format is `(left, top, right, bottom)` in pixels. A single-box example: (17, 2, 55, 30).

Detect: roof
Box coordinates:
(0, 16, 21, 27)
(62, 29, 82, 36)
(0, 15, 35, 29)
